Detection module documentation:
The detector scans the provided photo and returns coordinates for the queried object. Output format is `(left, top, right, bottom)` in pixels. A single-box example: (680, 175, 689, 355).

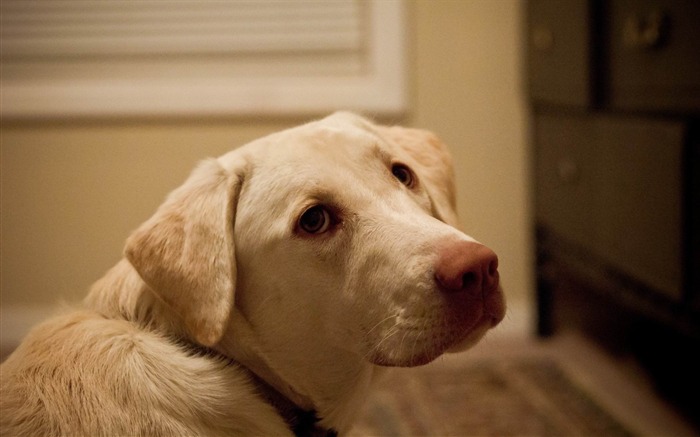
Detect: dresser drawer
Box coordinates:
(527, 0, 593, 107)
(535, 115, 596, 247)
(608, 0, 700, 112)
(535, 114, 685, 299)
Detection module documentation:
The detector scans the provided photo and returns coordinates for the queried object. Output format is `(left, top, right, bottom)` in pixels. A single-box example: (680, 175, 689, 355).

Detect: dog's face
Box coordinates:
(125, 112, 505, 371)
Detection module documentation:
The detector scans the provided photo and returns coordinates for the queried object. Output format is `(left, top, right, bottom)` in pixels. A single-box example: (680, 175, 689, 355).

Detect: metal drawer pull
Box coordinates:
(623, 10, 669, 50)
(557, 159, 579, 184)
(532, 26, 555, 52)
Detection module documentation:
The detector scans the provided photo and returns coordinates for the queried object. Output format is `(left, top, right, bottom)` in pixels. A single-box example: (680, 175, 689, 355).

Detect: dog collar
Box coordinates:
(248, 371, 338, 437)
(181, 341, 338, 437)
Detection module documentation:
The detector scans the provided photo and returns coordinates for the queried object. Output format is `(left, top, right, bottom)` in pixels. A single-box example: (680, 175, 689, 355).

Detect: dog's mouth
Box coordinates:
(446, 289, 506, 354)
(364, 285, 505, 368)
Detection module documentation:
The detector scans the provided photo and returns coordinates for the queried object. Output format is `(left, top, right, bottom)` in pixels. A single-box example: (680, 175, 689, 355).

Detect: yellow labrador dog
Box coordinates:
(1, 112, 505, 436)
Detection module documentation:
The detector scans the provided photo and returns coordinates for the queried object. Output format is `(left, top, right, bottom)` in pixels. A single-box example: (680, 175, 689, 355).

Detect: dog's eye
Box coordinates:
(392, 164, 415, 188)
(298, 205, 331, 234)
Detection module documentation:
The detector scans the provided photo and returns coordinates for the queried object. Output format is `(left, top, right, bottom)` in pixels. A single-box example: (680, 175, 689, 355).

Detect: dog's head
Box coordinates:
(125, 112, 505, 369)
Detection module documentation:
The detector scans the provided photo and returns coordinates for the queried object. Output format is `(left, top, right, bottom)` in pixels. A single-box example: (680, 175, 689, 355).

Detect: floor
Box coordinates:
(456, 300, 699, 437)
(2, 301, 697, 436)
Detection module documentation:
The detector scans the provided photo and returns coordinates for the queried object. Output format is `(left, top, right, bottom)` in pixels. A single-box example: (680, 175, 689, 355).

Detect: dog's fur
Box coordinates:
(0, 112, 505, 436)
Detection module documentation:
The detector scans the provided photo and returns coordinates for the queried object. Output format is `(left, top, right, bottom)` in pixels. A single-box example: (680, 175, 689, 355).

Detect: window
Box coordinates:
(1, 0, 406, 118)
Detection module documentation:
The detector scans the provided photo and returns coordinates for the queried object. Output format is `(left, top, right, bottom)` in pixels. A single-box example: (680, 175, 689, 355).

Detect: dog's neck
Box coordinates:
(85, 260, 379, 435)
(245, 367, 338, 437)
(216, 312, 379, 435)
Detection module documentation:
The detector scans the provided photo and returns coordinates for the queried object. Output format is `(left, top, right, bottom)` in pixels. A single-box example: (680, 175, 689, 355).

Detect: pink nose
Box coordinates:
(435, 240, 499, 294)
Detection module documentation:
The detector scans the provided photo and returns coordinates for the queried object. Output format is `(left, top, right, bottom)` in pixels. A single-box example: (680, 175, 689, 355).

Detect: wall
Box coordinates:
(1, 0, 531, 339)
(411, 0, 531, 315)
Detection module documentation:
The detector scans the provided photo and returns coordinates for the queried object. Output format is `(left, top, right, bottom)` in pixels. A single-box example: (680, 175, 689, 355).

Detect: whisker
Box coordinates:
(365, 314, 399, 337)
(409, 318, 429, 363)
(362, 322, 401, 361)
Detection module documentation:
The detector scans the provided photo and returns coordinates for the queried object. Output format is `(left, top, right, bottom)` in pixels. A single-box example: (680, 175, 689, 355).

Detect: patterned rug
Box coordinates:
(351, 357, 634, 437)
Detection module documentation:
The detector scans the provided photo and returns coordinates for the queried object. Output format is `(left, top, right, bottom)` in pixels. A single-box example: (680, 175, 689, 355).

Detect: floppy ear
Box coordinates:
(377, 126, 460, 227)
(124, 158, 243, 347)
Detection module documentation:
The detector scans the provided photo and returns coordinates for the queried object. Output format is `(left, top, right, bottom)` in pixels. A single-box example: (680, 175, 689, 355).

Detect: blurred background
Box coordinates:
(2, 0, 699, 434)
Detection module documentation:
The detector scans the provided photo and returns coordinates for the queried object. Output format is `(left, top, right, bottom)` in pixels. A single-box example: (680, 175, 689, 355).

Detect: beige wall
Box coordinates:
(1, 1, 531, 321)
(411, 0, 531, 311)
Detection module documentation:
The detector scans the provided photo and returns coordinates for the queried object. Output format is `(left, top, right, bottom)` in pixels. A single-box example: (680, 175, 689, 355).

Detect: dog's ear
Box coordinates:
(125, 158, 243, 347)
(378, 126, 459, 227)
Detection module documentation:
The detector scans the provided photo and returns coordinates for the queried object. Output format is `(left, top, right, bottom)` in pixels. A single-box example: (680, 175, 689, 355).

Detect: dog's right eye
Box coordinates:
(298, 205, 332, 235)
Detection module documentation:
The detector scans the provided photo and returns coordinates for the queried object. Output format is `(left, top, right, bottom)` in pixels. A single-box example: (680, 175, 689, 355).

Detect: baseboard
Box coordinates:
(491, 296, 534, 340)
(1, 299, 535, 361)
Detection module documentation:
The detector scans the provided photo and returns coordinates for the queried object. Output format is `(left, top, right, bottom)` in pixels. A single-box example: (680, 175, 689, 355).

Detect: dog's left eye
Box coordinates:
(298, 205, 332, 234)
(392, 164, 415, 188)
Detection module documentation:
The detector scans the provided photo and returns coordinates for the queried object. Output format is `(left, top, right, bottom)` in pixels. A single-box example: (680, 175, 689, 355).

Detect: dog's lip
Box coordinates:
(446, 304, 502, 352)
(444, 286, 505, 352)
(364, 283, 506, 367)
(483, 285, 506, 326)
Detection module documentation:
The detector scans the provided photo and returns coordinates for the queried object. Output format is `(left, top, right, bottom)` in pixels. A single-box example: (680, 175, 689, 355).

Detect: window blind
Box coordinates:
(1, 0, 406, 118)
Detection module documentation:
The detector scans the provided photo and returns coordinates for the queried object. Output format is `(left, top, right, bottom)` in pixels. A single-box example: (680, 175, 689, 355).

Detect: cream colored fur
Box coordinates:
(0, 112, 504, 436)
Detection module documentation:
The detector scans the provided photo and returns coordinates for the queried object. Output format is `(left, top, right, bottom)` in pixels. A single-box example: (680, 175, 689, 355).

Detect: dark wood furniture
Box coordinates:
(527, 0, 699, 425)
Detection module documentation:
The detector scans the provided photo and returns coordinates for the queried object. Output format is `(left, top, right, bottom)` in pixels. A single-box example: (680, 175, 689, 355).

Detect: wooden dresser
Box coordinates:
(527, 0, 699, 423)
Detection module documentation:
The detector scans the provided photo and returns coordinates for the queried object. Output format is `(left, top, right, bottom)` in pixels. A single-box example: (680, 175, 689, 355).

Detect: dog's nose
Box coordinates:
(435, 240, 499, 295)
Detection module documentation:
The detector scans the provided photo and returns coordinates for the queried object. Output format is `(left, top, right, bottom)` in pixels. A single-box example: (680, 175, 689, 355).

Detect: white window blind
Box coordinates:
(1, 0, 406, 118)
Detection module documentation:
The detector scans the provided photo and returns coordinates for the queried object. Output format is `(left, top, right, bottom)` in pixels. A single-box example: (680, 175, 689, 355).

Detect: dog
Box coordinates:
(0, 112, 505, 436)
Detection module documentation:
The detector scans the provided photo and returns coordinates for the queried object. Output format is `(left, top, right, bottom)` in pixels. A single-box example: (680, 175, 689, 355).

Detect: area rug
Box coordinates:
(351, 357, 633, 437)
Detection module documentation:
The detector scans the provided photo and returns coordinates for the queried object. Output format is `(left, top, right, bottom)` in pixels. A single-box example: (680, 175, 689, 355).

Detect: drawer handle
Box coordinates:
(532, 26, 555, 52)
(557, 159, 579, 184)
(623, 10, 669, 50)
